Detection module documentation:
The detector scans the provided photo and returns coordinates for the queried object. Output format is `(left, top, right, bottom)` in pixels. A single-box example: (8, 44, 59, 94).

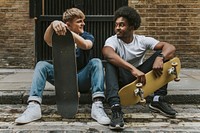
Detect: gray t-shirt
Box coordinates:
(104, 34, 159, 67)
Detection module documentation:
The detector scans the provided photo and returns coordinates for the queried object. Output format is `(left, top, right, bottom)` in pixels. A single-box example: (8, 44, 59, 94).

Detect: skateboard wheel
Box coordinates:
(140, 99, 146, 104)
(136, 83, 143, 88)
(174, 77, 180, 82)
(171, 62, 178, 67)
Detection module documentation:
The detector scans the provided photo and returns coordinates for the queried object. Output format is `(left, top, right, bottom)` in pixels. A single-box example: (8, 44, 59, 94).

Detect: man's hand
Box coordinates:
(131, 69, 146, 85)
(51, 20, 68, 35)
(153, 57, 164, 78)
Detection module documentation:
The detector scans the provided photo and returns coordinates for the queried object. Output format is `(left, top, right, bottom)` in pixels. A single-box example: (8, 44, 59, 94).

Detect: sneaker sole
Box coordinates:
(109, 125, 125, 130)
(91, 114, 110, 125)
(149, 104, 177, 118)
(15, 117, 41, 125)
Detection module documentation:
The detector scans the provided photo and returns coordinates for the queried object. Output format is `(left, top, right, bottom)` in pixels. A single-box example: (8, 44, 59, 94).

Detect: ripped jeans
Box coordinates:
(28, 58, 105, 104)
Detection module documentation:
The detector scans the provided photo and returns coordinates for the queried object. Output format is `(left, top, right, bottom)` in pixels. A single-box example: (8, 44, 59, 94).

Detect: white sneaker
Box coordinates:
(15, 102, 41, 124)
(91, 101, 111, 125)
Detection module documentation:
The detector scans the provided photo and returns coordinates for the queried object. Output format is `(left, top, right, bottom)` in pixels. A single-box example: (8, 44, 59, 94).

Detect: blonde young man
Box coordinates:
(15, 8, 110, 125)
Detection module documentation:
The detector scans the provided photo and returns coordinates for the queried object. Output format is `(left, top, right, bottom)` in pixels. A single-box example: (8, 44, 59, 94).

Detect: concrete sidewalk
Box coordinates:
(0, 68, 200, 104)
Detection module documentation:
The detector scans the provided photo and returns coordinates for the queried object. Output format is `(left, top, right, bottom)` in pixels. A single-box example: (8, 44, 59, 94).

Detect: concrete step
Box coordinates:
(0, 104, 200, 132)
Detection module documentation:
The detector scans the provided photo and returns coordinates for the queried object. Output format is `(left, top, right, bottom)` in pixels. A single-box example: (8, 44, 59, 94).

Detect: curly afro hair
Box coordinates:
(114, 6, 141, 30)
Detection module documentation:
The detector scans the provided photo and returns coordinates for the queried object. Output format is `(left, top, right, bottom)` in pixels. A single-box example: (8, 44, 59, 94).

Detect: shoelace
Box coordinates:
(158, 96, 176, 111)
(21, 104, 36, 116)
(162, 102, 176, 112)
(112, 110, 123, 119)
(96, 104, 107, 117)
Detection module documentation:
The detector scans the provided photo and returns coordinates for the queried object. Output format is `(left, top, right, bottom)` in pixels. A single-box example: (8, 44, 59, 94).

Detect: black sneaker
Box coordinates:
(109, 105, 124, 130)
(149, 96, 177, 118)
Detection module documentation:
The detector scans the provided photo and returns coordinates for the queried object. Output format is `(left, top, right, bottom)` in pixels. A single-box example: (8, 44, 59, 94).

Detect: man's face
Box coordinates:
(114, 17, 133, 39)
(68, 17, 85, 34)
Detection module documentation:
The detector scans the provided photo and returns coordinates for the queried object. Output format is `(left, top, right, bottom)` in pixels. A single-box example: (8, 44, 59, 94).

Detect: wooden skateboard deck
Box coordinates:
(52, 29, 78, 118)
(118, 57, 181, 106)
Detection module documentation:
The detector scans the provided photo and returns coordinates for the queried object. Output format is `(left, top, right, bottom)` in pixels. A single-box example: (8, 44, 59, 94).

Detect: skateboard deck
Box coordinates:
(118, 57, 181, 106)
(52, 29, 78, 118)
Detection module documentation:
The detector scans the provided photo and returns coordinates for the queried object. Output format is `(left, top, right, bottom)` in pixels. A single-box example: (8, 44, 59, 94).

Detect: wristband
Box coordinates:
(158, 53, 165, 61)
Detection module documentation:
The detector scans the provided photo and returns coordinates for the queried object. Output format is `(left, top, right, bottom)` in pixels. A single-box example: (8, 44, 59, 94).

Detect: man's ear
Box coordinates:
(128, 25, 134, 31)
(66, 22, 70, 27)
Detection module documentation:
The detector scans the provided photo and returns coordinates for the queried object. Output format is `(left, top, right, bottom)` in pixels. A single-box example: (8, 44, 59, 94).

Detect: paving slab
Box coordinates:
(0, 68, 199, 104)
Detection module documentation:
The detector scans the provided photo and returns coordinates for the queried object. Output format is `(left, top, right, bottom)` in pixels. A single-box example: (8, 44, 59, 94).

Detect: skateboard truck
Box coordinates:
(134, 83, 146, 104)
(168, 62, 180, 82)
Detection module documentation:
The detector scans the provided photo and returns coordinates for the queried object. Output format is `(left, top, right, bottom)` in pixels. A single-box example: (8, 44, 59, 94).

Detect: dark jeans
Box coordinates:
(105, 51, 168, 106)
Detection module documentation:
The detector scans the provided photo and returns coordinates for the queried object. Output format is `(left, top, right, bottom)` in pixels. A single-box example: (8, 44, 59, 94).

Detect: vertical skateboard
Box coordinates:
(118, 57, 181, 106)
(52, 29, 78, 118)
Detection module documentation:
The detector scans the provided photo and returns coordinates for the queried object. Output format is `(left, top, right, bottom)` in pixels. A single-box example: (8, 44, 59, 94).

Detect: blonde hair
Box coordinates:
(62, 8, 85, 23)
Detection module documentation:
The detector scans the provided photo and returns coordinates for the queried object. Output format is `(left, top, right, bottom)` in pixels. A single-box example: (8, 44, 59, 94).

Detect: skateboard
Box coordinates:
(118, 57, 181, 106)
(52, 29, 78, 118)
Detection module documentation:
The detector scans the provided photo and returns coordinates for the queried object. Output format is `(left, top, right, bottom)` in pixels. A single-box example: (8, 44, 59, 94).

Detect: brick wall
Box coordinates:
(129, 0, 200, 68)
(0, 0, 35, 68)
(0, 0, 199, 68)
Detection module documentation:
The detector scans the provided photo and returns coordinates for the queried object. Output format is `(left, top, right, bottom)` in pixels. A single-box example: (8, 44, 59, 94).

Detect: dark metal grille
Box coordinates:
(32, 0, 128, 63)
(43, 0, 73, 15)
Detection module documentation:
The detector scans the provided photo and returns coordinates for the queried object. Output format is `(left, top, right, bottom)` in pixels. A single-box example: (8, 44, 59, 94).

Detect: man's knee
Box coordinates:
(35, 61, 51, 71)
(90, 58, 103, 68)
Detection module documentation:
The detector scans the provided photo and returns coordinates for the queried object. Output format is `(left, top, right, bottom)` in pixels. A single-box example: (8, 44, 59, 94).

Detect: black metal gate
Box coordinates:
(30, 0, 128, 63)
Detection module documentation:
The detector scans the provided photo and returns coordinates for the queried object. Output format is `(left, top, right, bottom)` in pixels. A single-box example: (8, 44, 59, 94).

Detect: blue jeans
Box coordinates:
(28, 58, 105, 104)
(105, 51, 168, 106)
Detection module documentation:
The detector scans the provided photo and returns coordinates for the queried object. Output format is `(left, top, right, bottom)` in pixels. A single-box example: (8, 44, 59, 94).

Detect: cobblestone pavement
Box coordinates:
(0, 104, 200, 132)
